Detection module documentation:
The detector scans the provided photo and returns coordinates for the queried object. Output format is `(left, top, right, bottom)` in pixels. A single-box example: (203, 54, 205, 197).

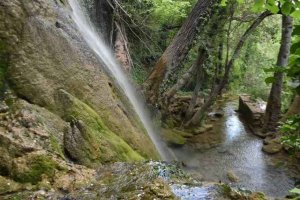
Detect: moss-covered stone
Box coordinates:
(49, 135, 65, 158)
(12, 154, 61, 184)
(0, 176, 22, 195)
(161, 128, 186, 147)
(58, 90, 143, 166)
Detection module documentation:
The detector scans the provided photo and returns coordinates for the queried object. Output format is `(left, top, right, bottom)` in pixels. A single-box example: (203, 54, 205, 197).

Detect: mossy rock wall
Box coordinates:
(0, 0, 159, 163)
(59, 89, 143, 166)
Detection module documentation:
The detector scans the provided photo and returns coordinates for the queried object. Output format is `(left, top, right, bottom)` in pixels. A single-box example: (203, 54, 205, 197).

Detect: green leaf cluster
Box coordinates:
(280, 114, 300, 151)
(231, 0, 300, 17)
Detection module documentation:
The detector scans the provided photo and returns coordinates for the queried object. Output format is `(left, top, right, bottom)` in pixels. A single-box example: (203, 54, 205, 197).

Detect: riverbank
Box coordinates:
(166, 99, 299, 198)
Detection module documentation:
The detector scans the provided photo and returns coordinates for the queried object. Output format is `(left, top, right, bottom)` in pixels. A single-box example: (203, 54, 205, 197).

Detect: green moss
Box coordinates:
(13, 155, 60, 184)
(59, 90, 143, 165)
(49, 135, 65, 159)
(161, 129, 186, 147)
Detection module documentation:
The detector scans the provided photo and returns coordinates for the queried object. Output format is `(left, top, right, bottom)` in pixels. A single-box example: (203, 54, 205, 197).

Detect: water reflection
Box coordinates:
(170, 101, 295, 197)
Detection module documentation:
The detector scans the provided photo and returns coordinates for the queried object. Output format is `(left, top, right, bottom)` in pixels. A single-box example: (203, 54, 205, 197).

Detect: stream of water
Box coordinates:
(171, 101, 297, 198)
(68, 0, 173, 161)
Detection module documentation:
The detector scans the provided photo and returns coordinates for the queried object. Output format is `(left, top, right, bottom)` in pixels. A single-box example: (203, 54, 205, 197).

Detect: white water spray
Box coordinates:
(68, 0, 172, 160)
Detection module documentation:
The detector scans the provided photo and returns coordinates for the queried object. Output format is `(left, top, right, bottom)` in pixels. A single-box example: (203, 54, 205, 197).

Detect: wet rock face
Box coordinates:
(0, 0, 160, 193)
(82, 0, 114, 46)
(0, 0, 158, 162)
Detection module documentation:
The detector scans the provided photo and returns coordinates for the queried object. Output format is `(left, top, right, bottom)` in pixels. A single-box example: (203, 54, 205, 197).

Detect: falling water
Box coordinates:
(68, 0, 172, 160)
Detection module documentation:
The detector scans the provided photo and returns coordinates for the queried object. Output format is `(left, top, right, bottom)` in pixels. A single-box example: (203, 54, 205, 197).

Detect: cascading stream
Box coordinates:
(68, 0, 172, 161)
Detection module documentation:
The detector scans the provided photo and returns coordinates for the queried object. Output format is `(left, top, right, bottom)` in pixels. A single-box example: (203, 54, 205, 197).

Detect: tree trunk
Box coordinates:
(185, 11, 271, 127)
(114, 22, 133, 73)
(143, 0, 217, 103)
(163, 64, 197, 101)
(185, 49, 208, 120)
(263, 15, 293, 132)
(212, 40, 224, 91)
(283, 95, 300, 120)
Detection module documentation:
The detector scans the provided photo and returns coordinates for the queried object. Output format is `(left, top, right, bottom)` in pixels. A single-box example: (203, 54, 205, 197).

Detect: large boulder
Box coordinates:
(238, 95, 265, 127)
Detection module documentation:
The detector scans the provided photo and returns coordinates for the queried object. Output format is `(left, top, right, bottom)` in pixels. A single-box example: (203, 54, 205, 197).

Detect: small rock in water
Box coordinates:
(262, 141, 282, 154)
(227, 170, 239, 182)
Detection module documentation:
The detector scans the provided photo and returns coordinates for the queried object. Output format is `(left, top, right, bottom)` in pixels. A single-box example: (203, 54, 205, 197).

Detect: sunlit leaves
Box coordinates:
(221, 0, 227, 6)
(290, 188, 300, 195)
(291, 10, 300, 19)
(252, 0, 265, 12)
(224, 0, 300, 17)
(280, 115, 300, 151)
(266, 0, 280, 13)
(281, 1, 293, 15)
(152, 0, 194, 24)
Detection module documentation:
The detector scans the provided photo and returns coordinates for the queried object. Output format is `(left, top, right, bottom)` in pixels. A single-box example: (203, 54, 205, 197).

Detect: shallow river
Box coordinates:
(170, 101, 298, 198)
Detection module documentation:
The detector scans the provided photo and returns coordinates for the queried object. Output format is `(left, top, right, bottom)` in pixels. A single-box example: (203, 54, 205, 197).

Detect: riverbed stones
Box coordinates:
(262, 138, 282, 154)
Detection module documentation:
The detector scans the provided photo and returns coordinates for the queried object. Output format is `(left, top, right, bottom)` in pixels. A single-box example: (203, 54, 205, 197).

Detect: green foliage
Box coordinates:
(152, 0, 195, 25)
(225, 0, 300, 18)
(120, 0, 197, 84)
(263, 24, 300, 94)
(230, 18, 280, 100)
(287, 24, 300, 94)
(289, 188, 300, 199)
(280, 114, 300, 151)
(265, 76, 276, 84)
(290, 188, 300, 195)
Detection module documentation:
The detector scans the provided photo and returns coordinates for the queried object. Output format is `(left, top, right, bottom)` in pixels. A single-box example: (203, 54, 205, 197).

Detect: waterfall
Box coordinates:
(68, 0, 173, 161)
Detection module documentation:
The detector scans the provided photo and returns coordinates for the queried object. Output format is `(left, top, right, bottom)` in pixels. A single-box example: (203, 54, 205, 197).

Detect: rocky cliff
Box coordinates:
(0, 0, 159, 193)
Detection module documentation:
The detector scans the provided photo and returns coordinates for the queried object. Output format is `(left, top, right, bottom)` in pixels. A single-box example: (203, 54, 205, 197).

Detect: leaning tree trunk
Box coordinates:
(114, 22, 133, 73)
(163, 64, 197, 101)
(282, 95, 300, 120)
(263, 15, 293, 132)
(185, 49, 208, 120)
(143, 0, 217, 104)
(185, 11, 271, 127)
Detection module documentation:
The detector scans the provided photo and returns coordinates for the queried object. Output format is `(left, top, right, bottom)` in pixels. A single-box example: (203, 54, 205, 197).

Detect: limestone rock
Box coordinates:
(238, 95, 265, 127)
(1, 0, 158, 161)
(227, 170, 239, 182)
(262, 138, 282, 154)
